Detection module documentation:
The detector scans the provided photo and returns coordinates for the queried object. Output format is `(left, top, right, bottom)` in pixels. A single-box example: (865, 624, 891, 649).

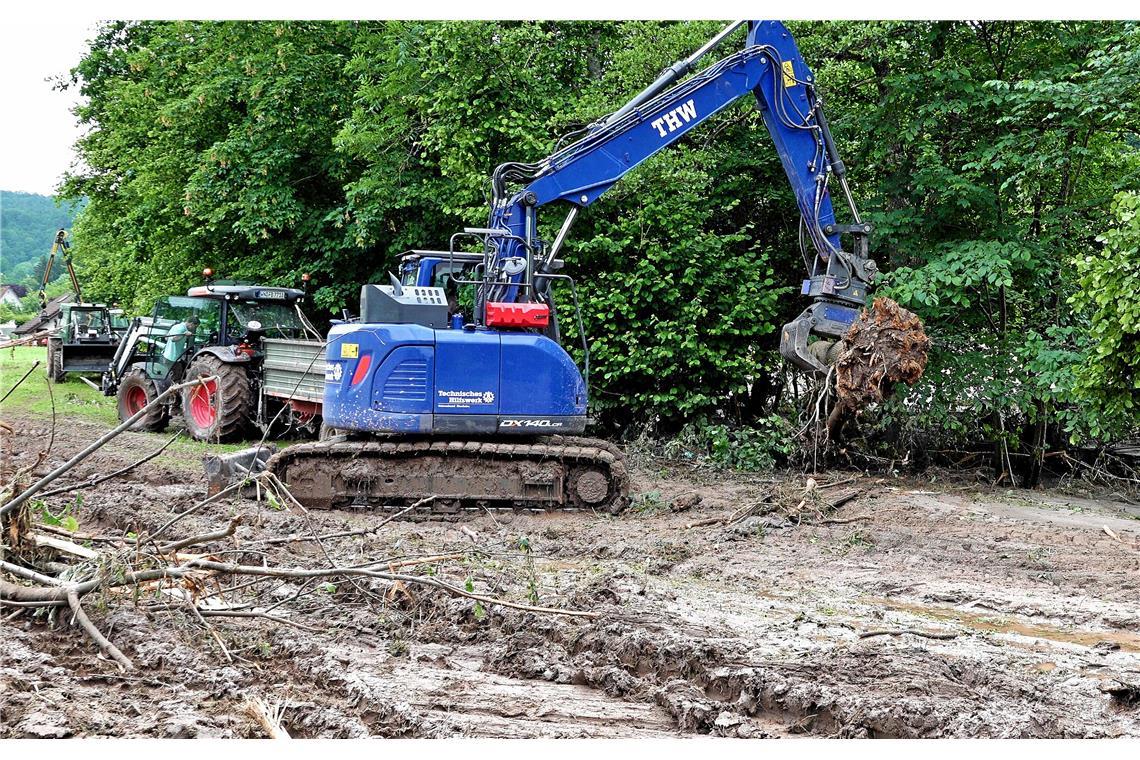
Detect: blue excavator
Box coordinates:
(269, 21, 879, 514)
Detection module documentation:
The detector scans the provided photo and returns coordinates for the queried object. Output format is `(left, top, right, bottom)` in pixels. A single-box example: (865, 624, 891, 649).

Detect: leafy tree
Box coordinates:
(61, 21, 360, 312)
(59, 20, 1140, 461)
(1069, 191, 1140, 439)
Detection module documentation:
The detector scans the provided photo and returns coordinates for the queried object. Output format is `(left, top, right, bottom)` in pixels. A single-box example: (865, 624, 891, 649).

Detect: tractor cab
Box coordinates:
(47, 303, 124, 381)
(61, 303, 114, 343)
(133, 284, 310, 381)
(185, 281, 309, 342)
(137, 295, 223, 380)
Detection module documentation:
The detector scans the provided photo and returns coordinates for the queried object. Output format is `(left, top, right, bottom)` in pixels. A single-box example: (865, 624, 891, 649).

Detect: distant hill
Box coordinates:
(1, 190, 83, 286)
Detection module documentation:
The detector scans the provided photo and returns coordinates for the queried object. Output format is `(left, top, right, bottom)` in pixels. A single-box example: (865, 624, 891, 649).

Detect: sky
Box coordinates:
(0, 19, 96, 196)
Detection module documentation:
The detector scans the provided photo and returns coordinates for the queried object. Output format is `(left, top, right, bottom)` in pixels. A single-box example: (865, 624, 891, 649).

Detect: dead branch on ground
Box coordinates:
(245, 696, 291, 739)
(36, 431, 183, 499)
(686, 477, 868, 529)
(1, 375, 217, 519)
(859, 628, 958, 641)
(0, 360, 40, 403)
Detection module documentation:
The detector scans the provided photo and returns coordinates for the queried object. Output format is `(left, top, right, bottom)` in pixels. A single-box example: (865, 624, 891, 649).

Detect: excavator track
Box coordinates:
(265, 435, 630, 518)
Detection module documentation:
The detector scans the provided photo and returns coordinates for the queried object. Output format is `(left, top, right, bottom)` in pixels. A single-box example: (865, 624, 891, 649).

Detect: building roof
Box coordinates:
(12, 293, 74, 335)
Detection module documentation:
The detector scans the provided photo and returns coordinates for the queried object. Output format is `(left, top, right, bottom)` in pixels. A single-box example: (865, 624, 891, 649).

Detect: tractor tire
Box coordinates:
(117, 368, 169, 432)
(47, 339, 66, 383)
(181, 354, 252, 442)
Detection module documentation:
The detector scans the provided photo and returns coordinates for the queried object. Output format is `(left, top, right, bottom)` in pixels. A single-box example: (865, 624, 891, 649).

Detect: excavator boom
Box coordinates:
(271, 20, 883, 514)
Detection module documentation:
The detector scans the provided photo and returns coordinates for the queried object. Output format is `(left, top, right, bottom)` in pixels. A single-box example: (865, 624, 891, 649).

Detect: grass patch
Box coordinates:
(2, 345, 261, 462)
(2, 345, 118, 427)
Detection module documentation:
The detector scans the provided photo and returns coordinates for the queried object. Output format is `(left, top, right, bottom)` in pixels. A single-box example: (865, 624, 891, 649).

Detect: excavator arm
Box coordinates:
(38, 229, 83, 312)
(478, 20, 878, 373)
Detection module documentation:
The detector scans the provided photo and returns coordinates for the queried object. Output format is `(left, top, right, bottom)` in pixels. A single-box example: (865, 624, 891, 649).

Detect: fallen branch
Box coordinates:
(158, 516, 241, 554)
(1, 375, 217, 518)
(259, 498, 429, 546)
(67, 587, 134, 671)
(188, 602, 234, 663)
(198, 608, 324, 633)
(859, 628, 958, 641)
(245, 697, 291, 739)
(380, 552, 467, 571)
(0, 331, 49, 350)
(150, 475, 259, 542)
(31, 531, 100, 559)
(817, 514, 873, 525)
(0, 559, 65, 586)
(186, 558, 599, 619)
(0, 360, 40, 403)
(36, 431, 182, 499)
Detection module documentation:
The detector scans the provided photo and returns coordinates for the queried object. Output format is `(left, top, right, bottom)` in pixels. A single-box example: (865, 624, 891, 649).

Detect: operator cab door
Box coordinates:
(433, 329, 500, 433)
(144, 296, 221, 380)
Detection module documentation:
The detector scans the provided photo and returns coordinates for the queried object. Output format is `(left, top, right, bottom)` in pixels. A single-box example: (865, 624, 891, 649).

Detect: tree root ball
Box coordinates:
(835, 297, 930, 410)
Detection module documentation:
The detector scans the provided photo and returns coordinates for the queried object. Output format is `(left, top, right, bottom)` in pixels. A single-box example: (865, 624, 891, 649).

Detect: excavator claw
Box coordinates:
(779, 300, 864, 375)
(779, 308, 827, 374)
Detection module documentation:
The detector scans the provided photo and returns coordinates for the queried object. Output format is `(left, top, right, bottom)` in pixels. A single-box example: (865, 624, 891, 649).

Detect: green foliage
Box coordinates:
(630, 490, 667, 513)
(37, 499, 80, 532)
(62, 21, 360, 313)
(826, 20, 1140, 453)
(1068, 192, 1140, 439)
(664, 417, 795, 471)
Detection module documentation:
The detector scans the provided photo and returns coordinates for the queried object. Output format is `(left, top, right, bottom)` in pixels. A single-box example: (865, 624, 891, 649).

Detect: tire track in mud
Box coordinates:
(458, 597, 1139, 738)
(4, 407, 1140, 737)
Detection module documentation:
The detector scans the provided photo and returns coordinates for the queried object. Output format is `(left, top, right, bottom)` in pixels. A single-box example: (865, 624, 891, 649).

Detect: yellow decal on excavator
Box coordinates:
(340, 343, 359, 359)
(782, 60, 796, 88)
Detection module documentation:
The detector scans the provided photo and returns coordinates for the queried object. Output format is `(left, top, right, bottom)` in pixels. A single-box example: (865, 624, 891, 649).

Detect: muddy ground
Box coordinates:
(2, 407, 1139, 738)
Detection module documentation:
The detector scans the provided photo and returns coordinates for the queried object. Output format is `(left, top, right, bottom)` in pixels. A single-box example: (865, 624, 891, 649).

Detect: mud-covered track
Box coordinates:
(266, 435, 631, 516)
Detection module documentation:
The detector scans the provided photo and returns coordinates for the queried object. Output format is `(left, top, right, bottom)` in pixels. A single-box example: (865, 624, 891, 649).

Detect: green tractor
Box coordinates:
(35, 229, 129, 383)
(103, 273, 322, 441)
(46, 302, 129, 382)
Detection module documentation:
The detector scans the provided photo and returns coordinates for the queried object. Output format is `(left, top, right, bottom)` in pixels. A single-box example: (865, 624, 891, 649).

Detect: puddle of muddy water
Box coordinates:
(864, 596, 1140, 652)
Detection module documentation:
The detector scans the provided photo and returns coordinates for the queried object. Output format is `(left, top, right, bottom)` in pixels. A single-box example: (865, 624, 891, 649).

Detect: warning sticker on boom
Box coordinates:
(782, 60, 796, 88)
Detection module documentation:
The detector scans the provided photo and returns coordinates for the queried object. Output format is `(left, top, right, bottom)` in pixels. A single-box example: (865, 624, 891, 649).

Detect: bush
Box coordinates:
(1068, 192, 1140, 441)
(662, 417, 796, 471)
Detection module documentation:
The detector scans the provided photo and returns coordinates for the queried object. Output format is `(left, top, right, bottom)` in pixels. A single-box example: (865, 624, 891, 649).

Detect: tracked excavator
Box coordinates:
(268, 20, 881, 515)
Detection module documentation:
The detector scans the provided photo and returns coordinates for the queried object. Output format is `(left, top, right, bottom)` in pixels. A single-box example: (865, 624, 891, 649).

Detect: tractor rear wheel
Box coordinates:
(181, 354, 252, 442)
(47, 339, 66, 383)
(117, 368, 169, 432)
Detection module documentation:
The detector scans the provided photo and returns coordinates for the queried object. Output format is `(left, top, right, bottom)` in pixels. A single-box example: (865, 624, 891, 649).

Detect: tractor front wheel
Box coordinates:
(181, 354, 252, 442)
(116, 368, 169, 432)
(47, 339, 66, 383)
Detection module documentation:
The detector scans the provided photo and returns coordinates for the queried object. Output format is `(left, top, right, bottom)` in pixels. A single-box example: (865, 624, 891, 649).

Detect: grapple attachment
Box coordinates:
(779, 300, 863, 374)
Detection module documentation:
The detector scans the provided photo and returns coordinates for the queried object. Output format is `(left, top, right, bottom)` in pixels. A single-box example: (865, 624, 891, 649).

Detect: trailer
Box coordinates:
(103, 274, 327, 441)
(260, 338, 327, 432)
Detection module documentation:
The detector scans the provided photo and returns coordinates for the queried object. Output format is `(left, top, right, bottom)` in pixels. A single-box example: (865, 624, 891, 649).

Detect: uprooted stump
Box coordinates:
(827, 298, 930, 440)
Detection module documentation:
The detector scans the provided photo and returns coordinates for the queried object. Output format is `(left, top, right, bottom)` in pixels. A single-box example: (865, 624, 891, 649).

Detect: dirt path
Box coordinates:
(2, 409, 1138, 737)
